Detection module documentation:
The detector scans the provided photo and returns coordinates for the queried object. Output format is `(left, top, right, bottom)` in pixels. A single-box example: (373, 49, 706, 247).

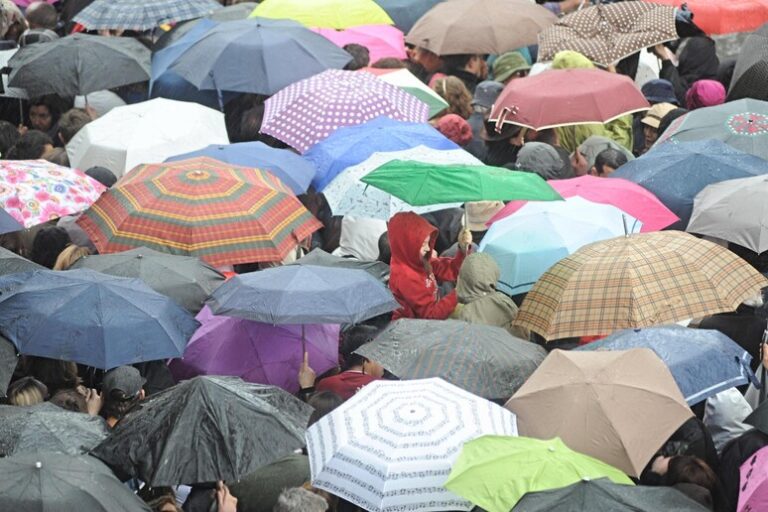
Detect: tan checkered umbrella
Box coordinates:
(537, 2, 678, 67)
(514, 231, 768, 340)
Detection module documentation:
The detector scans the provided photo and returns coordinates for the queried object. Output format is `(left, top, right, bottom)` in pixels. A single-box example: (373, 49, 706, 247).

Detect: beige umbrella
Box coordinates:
(513, 231, 768, 341)
(505, 348, 693, 477)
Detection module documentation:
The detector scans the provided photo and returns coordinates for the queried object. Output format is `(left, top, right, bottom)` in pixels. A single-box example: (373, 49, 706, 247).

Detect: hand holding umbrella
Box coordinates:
(298, 351, 317, 390)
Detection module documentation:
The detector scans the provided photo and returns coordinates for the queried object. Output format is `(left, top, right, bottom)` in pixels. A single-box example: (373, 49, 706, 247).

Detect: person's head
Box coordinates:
(28, 97, 60, 132)
(516, 142, 565, 179)
(49, 387, 88, 413)
(641, 79, 679, 105)
(19, 28, 59, 47)
(432, 76, 472, 119)
(435, 113, 472, 146)
(84, 166, 118, 188)
(551, 50, 594, 70)
(22, 356, 80, 394)
(0, 120, 19, 157)
(340, 325, 383, 377)
(493, 51, 531, 84)
(665, 456, 718, 495)
(30, 226, 71, 269)
(101, 365, 146, 423)
(6, 130, 54, 160)
(377, 231, 390, 265)
(53, 244, 91, 270)
(471, 80, 504, 114)
(307, 391, 344, 427)
(412, 46, 443, 73)
(456, 252, 501, 304)
(273, 487, 329, 512)
(342, 43, 370, 70)
(442, 54, 486, 78)
(371, 57, 407, 69)
(24, 2, 58, 30)
(685, 79, 726, 110)
(482, 121, 523, 167)
(146, 494, 182, 512)
(6, 376, 47, 406)
(591, 148, 628, 177)
(640, 102, 678, 151)
(465, 201, 503, 234)
(58, 108, 92, 145)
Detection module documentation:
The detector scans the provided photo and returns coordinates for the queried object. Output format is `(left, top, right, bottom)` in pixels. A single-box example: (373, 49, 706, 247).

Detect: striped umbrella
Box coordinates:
(77, 157, 321, 268)
(73, 0, 222, 31)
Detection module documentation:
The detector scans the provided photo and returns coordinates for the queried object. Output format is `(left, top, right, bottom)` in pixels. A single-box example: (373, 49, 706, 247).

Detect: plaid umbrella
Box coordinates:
(76, 157, 321, 268)
(514, 231, 768, 341)
(261, 69, 429, 153)
(537, 2, 677, 67)
(73, 0, 222, 31)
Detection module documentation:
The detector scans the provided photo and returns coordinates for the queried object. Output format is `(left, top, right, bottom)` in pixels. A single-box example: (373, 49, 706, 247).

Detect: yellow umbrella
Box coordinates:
(250, 0, 393, 29)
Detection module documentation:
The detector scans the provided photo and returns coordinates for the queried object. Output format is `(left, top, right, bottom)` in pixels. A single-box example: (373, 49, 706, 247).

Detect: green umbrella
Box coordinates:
(444, 436, 633, 512)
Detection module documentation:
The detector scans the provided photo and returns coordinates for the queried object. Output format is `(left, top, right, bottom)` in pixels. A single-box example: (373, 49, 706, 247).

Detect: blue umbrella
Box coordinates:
(304, 116, 458, 191)
(165, 142, 315, 194)
(576, 325, 758, 405)
(0, 209, 21, 236)
(611, 139, 768, 229)
(0, 269, 199, 370)
(373, 0, 444, 32)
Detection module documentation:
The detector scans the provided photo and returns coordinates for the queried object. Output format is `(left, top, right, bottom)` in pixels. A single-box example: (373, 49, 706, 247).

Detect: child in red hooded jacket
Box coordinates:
(388, 212, 472, 320)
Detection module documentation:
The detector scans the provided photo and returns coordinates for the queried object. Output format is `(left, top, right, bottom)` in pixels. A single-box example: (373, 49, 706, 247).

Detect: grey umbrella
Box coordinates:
(8, 33, 150, 98)
(728, 23, 768, 102)
(0, 335, 17, 397)
(154, 2, 258, 51)
(0, 246, 43, 276)
(291, 248, 390, 283)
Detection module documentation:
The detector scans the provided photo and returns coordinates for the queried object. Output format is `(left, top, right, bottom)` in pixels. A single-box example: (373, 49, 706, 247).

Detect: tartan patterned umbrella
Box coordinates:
(76, 157, 321, 268)
(514, 231, 768, 341)
(73, 0, 222, 31)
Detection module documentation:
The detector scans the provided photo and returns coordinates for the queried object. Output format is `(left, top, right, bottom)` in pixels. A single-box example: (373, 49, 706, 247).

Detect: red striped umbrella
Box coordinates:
(77, 157, 321, 267)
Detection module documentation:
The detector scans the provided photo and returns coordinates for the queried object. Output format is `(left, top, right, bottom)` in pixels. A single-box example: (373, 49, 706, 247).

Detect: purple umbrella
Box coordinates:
(260, 69, 430, 153)
(169, 306, 339, 393)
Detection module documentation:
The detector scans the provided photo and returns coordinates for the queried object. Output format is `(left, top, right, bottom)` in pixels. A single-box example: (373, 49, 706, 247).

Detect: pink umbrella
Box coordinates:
(739, 444, 768, 512)
(13, 0, 56, 7)
(313, 24, 407, 64)
(488, 175, 678, 232)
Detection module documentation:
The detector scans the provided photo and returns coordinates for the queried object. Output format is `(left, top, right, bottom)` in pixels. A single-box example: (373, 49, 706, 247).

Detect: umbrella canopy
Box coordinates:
(92, 376, 311, 486)
(646, 0, 765, 35)
(0, 160, 105, 229)
(480, 196, 641, 296)
(76, 157, 321, 268)
(0, 246, 43, 277)
(514, 231, 768, 341)
(0, 402, 108, 457)
(0, 269, 199, 370)
(70, 248, 225, 314)
(739, 445, 768, 512)
(0, 48, 28, 100)
(292, 248, 390, 282)
(611, 140, 768, 228)
(505, 349, 693, 476)
(0, 209, 22, 235)
(260, 69, 430, 153)
(7, 34, 150, 98)
(207, 264, 399, 324)
(153, 2, 258, 51)
(251, 0, 394, 28)
(355, 319, 546, 399)
(537, 2, 678, 67)
(687, 174, 768, 253)
(166, 142, 316, 195)
(577, 325, 758, 405)
(314, 25, 408, 64)
(489, 175, 678, 232)
(405, 0, 556, 55)
(168, 306, 340, 394)
(361, 67, 448, 119)
(373, 0, 442, 32)
(727, 23, 768, 102)
(489, 68, 650, 131)
(73, 0, 221, 31)
(66, 98, 229, 177)
(444, 436, 633, 512)
(307, 378, 518, 512)
(0, 336, 17, 397)
(0, 453, 151, 512)
(305, 117, 458, 191)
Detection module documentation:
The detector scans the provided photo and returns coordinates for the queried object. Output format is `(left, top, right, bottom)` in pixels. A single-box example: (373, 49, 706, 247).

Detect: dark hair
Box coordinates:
(58, 108, 91, 144)
(85, 166, 118, 188)
(657, 108, 689, 138)
(307, 391, 344, 427)
(25, 2, 58, 30)
(29, 96, 62, 124)
(42, 147, 69, 166)
(371, 58, 407, 69)
(238, 104, 287, 148)
(343, 43, 370, 71)
(442, 54, 475, 72)
(530, 128, 557, 146)
(377, 232, 390, 265)
(594, 148, 628, 175)
(0, 120, 19, 157)
(5, 130, 54, 160)
(665, 456, 718, 494)
(30, 226, 71, 269)
(6, 376, 47, 406)
(22, 356, 81, 396)
(101, 388, 140, 421)
(340, 325, 379, 369)
(50, 388, 88, 413)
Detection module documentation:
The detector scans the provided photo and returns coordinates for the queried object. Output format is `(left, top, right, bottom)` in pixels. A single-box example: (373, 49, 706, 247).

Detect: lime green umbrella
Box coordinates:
(361, 160, 563, 205)
(444, 436, 633, 512)
(250, 0, 394, 28)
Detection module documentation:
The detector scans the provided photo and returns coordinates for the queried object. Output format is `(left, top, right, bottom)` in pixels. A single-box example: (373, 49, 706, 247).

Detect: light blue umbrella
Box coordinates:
(479, 197, 640, 295)
(576, 325, 759, 405)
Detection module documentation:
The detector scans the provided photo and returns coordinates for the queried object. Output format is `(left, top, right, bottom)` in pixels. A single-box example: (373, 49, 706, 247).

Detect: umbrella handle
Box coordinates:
(494, 106, 519, 133)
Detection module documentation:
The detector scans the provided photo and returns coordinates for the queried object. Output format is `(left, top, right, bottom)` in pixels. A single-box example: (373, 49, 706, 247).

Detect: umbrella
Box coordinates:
(0, 160, 105, 229)
(489, 175, 678, 233)
(0, 402, 108, 457)
(70, 248, 225, 314)
(577, 325, 758, 405)
(611, 140, 768, 229)
(0, 209, 22, 236)
(514, 231, 768, 341)
(207, 264, 399, 324)
(361, 67, 449, 119)
(354, 319, 546, 399)
(0, 268, 199, 370)
(0, 336, 16, 397)
(305, 117, 458, 191)
(444, 436, 633, 512)
(505, 348, 693, 476)
(739, 445, 768, 512)
(489, 68, 650, 131)
(512, 477, 709, 512)
(307, 378, 518, 512)
(76, 157, 321, 268)
(291, 248, 390, 283)
(7, 34, 150, 98)
(0, 48, 28, 99)
(646, 0, 764, 35)
(479, 196, 642, 296)
(0, 247, 43, 276)
(314, 25, 408, 64)
(92, 376, 311, 486)
(73, 0, 222, 31)
(260, 69, 430, 153)
(373, 0, 443, 32)
(66, 98, 229, 177)
(250, 0, 394, 29)
(0, 453, 151, 512)
(687, 174, 768, 253)
(727, 23, 768, 102)
(165, 18, 352, 97)
(405, 0, 556, 55)
(323, 146, 479, 219)
(153, 2, 258, 51)
(168, 306, 339, 394)
(166, 142, 316, 195)
(537, 2, 678, 67)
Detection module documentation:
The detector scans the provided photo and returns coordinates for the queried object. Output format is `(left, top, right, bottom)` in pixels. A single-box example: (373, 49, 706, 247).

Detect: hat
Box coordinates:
(102, 366, 145, 397)
(465, 201, 504, 231)
(481, 119, 522, 142)
(493, 52, 531, 83)
(472, 80, 504, 109)
(577, 135, 635, 169)
(85, 166, 117, 188)
(641, 79, 679, 105)
(516, 142, 563, 180)
(641, 102, 678, 129)
(685, 79, 726, 110)
(436, 114, 473, 146)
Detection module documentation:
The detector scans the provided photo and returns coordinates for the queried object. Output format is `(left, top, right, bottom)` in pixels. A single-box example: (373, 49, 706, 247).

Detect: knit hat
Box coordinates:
(493, 52, 531, 83)
(685, 79, 726, 110)
(516, 142, 564, 180)
(436, 114, 473, 146)
(641, 102, 678, 129)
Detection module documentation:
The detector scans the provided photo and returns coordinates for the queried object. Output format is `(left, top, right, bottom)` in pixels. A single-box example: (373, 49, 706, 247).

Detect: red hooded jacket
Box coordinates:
(388, 212, 467, 320)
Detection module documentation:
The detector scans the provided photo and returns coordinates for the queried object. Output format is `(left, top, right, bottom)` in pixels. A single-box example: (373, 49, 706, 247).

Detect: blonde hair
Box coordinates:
(53, 244, 91, 270)
(7, 377, 47, 406)
(432, 76, 473, 119)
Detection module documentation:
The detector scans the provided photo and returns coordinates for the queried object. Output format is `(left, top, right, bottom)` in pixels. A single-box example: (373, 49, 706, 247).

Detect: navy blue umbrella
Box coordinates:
(374, 0, 444, 32)
(0, 269, 199, 370)
(0, 209, 22, 236)
(576, 325, 758, 405)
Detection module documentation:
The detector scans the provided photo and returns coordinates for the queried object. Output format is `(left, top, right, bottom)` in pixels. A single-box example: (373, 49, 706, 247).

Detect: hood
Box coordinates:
(551, 51, 595, 70)
(456, 253, 500, 303)
(388, 212, 437, 272)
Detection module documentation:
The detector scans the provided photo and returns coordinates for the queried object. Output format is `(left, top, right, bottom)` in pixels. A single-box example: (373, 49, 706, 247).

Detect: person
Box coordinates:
(145, 493, 183, 512)
(514, 142, 568, 179)
(52, 244, 91, 270)
(57, 108, 92, 147)
(432, 76, 473, 119)
(183, 482, 238, 512)
(377, 231, 391, 265)
(685, 79, 726, 110)
(482, 121, 523, 167)
(50, 386, 103, 416)
(273, 487, 328, 512)
(466, 80, 503, 159)
(0, 119, 19, 157)
(641, 79, 680, 106)
(5, 376, 47, 406)
(571, 135, 634, 176)
(24, 2, 57, 30)
(591, 148, 628, 177)
(342, 43, 370, 70)
(5, 129, 54, 159)
(388, 211, 472, 320)
(440, 54, 487, 94)
(657, 107, 689, 139)
(100, 365, 146, 427)
(410, 46, 443, 85)
(29, 226, 71, 269)
(492, 51, 530, 84)
(435, 114, 473, 146)
(648, 455, 722, 510)
(58, 166, 117, 251)
(25, 97, 61, 141)
(639, 102, 678, 155)
(21, 356, 81, 397)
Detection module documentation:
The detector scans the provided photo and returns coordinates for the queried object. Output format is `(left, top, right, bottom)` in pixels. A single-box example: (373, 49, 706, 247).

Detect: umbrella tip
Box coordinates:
(35, 461, 42, 469)
(548, 446, 556, 452)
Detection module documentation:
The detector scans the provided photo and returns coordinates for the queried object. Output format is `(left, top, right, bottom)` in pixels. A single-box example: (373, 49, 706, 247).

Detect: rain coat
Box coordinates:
(388, 212, 466, 320)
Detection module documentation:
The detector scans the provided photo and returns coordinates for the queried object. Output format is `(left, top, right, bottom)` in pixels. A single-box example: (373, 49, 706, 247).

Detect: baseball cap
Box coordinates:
(641, 102, 678, 129)
(472, 80, 504, 109)
(102, 366, 145, 397)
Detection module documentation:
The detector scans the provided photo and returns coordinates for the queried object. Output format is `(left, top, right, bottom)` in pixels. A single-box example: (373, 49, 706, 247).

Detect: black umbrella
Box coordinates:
(746, 397, 768, 435)
(0, 335, 17, 397)
(0, 246, 43, 276)
(92, 376, 312, 486)
(0, 453, 151, 512)
(728, 23, 768, 102)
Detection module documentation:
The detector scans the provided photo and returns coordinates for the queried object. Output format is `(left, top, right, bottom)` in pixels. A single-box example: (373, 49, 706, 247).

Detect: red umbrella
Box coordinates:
(488, 68, 649, 131)
(647, 0, 768, 35)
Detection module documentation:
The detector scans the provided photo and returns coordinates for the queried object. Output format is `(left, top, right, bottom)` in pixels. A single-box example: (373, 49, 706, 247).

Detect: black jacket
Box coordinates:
(660, 36, 720, 104)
